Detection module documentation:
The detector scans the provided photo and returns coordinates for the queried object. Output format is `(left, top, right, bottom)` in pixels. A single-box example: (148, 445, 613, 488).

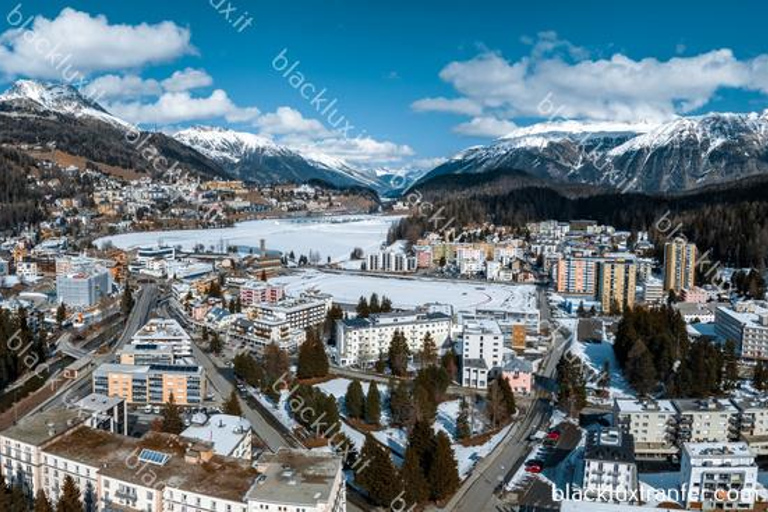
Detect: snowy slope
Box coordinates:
(0, 80, 133, 130)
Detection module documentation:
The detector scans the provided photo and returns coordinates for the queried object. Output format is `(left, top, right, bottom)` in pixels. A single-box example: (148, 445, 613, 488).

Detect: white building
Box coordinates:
(582, 428, 638, 503)
(131, 318, 193, 358)
(673, 399, 740, 444)
(460, 319, 503, 389)
(336, 311, 452, 367)
(681, 442, 757, 510)
(249, 293, 331, 332)
(733, 398, 768, 456)
(613, 399, 677, 459)
(181, 414, 253, 459)
(715, 301, 768, 360)
(366, 251, 417, 273)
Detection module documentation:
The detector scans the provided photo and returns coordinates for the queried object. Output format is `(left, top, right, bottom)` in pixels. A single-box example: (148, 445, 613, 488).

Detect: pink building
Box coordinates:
(500, 358, 534, 395)
(414, 246, 433, 269)
(680, 286, 707, 304)
(240, 281, 285, 306)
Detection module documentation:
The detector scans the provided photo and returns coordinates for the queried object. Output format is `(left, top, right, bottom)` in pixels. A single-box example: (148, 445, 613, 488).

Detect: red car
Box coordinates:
(525, 463, 543, 473)
(546, 430, 561, 441)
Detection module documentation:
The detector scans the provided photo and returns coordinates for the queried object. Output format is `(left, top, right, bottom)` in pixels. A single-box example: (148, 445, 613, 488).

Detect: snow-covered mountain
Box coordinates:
(0, 80, 133, 130)
(173, 126, 386, 190)
(417, 114, 768, 193)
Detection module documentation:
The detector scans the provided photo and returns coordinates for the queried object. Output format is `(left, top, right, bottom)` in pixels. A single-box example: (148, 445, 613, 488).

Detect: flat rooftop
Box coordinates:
(45, 426, 258, 502)
(0, 407, 86, 446)
(76, 393, 124, 414)
(684, 442, 755, 460)
(615, 398, 676, 414)
(132, 318, 191, 342)
(181, 414, 252, 457)
(673, 398, 738, 414)
(247, 449, 341, 507)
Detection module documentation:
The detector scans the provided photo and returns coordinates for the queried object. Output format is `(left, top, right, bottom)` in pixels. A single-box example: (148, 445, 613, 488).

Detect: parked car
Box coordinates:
(525, 462, 543, 473)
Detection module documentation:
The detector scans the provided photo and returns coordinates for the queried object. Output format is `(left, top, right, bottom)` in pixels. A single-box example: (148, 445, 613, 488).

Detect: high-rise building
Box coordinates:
(663, 239, 697, 292)
(598, 259, 637, 314)
(554, 256, 599, 295)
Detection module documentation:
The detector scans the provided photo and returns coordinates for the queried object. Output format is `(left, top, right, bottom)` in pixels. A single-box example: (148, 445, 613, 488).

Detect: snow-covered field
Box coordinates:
(95, 215, 399, 263)
(569, 340, 635, 400)
(272, 269, 538, 311)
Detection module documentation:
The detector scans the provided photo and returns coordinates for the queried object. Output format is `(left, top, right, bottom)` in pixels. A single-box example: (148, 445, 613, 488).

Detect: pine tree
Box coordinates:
(121, 283, 134, 316)
(420, 332, 437, 367)
(389, 379, 414, 427)
(357, 435, 401, 506)
(723, 339, 740, 391)
(428, 432, 460, 501)
(441, 349, 459, 382)
(380, 296, 393, 313)
(626, 340, 657, 396)
(160, 392, 184, 434)
(34, 489, 54, 512)
(344, 380, 365, 419)
(365, 382, 381, 425)
(55, 302, 67, 327)
(297, 329, 329, 380)
(498, 376, 517, 416)
(456, 398, 471, 441)
(356, 296, 370, 318)
(209, 332, 223, 354)
(487, 379, 510, 427)
(56, 475, 82, 512)
(754, 361, 767, 392)
(369, 293, 380, 314)
(388, 330, 410, 377)
(400, 445, 430, 506)
(223, 389, 243, 416)
(9, 484, 26, 512)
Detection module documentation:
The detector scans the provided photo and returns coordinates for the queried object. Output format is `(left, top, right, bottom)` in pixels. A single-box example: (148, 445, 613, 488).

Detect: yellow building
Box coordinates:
(663, 239, 697, 292)
(598, 259, 637, 314)
(92, 363, 206, 405)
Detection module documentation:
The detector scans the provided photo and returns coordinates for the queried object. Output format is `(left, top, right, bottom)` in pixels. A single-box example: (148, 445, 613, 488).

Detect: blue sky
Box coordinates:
(3, 0, 768, 170)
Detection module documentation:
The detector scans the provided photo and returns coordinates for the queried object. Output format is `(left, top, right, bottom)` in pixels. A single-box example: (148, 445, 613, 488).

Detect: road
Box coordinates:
(443, 284, 571, 512)
(34, 284, 158, 413)
(164, 303, 300, 453)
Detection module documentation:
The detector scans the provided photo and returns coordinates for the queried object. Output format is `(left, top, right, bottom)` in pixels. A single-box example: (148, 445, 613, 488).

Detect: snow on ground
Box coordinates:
(251, 388, 298, 430)
(95, 214, 399, 263)
(453, 425, 512, 479)
(314, 378, 391, 425)
(273, 269, 538, 311)
(435, 399, 487, 438)
(569, 340, 635, 400)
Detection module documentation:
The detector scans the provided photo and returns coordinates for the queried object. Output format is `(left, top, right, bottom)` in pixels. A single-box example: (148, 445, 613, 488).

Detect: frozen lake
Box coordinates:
(272, 269, 538, 312)
(95, 215, 399, 263)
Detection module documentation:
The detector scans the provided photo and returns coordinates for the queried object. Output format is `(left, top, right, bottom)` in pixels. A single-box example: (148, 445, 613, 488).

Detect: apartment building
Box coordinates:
(733, 398, 768, 456)
(582, 428, 639, 503)
(366, 250, 417, 273)
(715, 301, 768, 360)
(673, 399, 740, 444)
(131, 318, 193, 358)
(239, 280, 285, 306)
(460, 319, 503, 389)
(118, 343, 177, 366)
(613, 399, 678, 459)
(336, 311, 452, 367)
(56, 260, 112, 308)
(249, 293, 332, 332)
(93, 363, 206, 405)
(227, 315, 306, 353)
(682, 443, 758, 511)
(598, 259, 636, 314)
(663, 238, 697, 292)
(554, 256, 599, 295)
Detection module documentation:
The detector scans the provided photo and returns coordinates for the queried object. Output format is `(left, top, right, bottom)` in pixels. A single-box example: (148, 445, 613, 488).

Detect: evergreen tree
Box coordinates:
(121, 283, 134, 316)
(223, 389, 243, 416)
(420, 332, 437, 367)
(208, 332, 223, 354)
(380, 296, 393, 313)
(56, 475, 82, 512)
(441, 349, 459, 382)
(297, 329, 329, 380)
(400, 444, 430, 506)
(34, 489, 54, 512)
(9, 484, 26, 512)
(456, 398, 471, 441)
(723, 339, 740, 391)
(428, 431, 460, 501)
(160, 392, 184, 434)
(498, 376, 516, 416)
(389, 379, 414, 427)
(388, 330, 410, 377)
(365, 382, 381, 425)
(356, 435, 401, 506)
(369, 293, 380, 314)
(556, 355, 588, 417)
(344, 380, 365, 419)
(356, 296, 370, 318)
(754, 361, 767, 392)
(626, 340, 657, 396)
(55, 303, 67, 327)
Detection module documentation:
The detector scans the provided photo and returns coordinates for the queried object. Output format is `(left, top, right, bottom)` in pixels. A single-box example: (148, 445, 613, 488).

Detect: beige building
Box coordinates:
(673, 398, 740, 444)
(663, 239, 697, 292)
(598, 259, 636, 314)
(614, 399, 678, 459)
(93, 363, 206, 405)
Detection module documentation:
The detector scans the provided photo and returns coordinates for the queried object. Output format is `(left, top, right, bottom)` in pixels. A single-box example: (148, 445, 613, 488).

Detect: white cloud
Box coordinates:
(0, 7, 193, 79)
(255, 107, 329, 137)
(83, 74, 162, 100)
(106, 89, 260, 125)
(161, 68, 213, 92)
(414, 32, 768, 136)
(454, 117, 518, 137)
(411, 97, 483, 116)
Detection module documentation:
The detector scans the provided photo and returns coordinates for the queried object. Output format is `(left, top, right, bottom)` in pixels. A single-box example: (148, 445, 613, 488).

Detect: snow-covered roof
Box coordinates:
(180, 414, 252, 457)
